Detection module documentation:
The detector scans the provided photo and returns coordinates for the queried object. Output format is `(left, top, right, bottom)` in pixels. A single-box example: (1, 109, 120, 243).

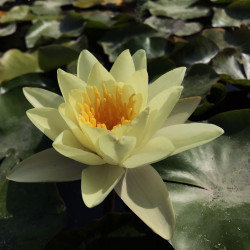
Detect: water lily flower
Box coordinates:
(7, 50, 223, 240)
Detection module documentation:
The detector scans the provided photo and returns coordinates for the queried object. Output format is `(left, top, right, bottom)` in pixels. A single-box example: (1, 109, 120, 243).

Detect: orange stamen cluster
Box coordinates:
(78, 84, 137, 130)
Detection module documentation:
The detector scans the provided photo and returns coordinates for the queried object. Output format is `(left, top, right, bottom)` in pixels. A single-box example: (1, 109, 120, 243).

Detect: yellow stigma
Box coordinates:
(78, 84, 137, 130)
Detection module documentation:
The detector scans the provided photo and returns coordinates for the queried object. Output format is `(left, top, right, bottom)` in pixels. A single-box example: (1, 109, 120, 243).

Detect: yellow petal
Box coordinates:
(57, 69, 86, 102)
(122, 136, 174, 168)
(148, 67, 186, 101)
(77, 50, 98, 82)
(58, 102, 95, 151)
(7, 148, 85, 182)
(155, 123, 224, 155)
(87, 62, 115, 88)
(163, 96, 201, 127)
(81, 164, 125, 208)
(23, 87, 63, 108)
(115, 165, 175, 240)
(143, 86, 183, 144)
(110, 50, 135, 82)
(112, 107, 150, 147)
(132, 49, 146, 71)
(27, 107, 68, 141)
(53, 130, 105, 165)
(125, 69, 148, 109)
(97, 134, 136, 165)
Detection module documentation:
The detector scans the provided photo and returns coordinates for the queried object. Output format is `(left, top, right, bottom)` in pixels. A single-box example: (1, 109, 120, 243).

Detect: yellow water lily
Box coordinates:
(7, 49, 223, 240)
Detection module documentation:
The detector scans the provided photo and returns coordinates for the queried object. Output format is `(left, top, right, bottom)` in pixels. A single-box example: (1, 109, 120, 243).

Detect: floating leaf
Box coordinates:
(0, 5, 34, 23)
(144, 0, 210, 20)
(25, 20, 61, 48)
(38, 45, 79, 71)
(181, 64, 219, 99)
(0, 22, 16, 37)
(212, 8, 250, 27)
(60, 11, 85, 37)
(144, 16, 202, 37)
(171, 36, 219, 67)
(0, 49, 41, 85)
(202, 28, 229, 50)
(211, 49, 250, 88)
(154, 109, 250, 249)
(226, 0, 250, 20)
(0, 86, 43, 159)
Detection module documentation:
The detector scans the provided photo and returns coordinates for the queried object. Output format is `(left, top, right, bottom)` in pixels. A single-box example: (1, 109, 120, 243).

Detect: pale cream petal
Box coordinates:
(112, 107, 149, 147)
(115, 165, 175, 240)
(27, 107, 68, 141)
(87, 62, 115, 88)
(23, 87, 63, 108)
(58, 102, 95, 151)
(77, 50, 98, 82)
(53, 130, 105, 165)
(7, 148, 85, 182)
(148, 67, 186, 101)
(122, 136, 174, 169)
(110, 50, 135, 82)
(97, 134, 136, 165)
(57, 69, 86, 103)
(155, 123, 224, 155)
(132, 49, 147, 71)
(125, 69, 148, 108)
(163, 96, 201, 127)
(143, 86, 183, 143)
(81, 164, 125, 208)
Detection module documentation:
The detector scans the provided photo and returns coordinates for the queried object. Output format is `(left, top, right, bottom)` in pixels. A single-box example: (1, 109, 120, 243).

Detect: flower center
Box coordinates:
(78, 84, 137, 130)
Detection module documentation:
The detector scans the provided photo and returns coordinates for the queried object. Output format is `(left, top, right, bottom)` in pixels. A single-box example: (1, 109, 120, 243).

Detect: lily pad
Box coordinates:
(202, 28, 229, 50)
(25, 20, 61, 48)
(0, 179, 66, 250)
(38, 45, 79, 71)
(144, 0, 210, 20)
(0, 49, 41, 85)
(0, 86, 43, 159)
(99, 22, 159, 62)
(212, 8, 250, 27)
(170, 36, 219, 67)
(144, 16, 202, 37)
(0, 22, 16, 37)
(0, 5, 35, 23)
(181, 63, 219, 99)
(153, 109, 250, 250)
(211, 49, 250, 88)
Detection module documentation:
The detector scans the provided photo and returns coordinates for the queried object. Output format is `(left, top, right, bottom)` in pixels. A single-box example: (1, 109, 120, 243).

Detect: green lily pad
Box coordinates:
(0, 49, 41, 85)
(0, 5, 35, 23)
(25, 20, 61, 48)
(99, 22, 160, 62)
(60, 11, 85, 37)
(226, 0, 250, 20)
(171, 36, 219, 67)
(212, 8, 250, 27)
(85, 12, 114, 29)
(144, 0, 210, 20)
(0, 179, 66, 250)
(30, 1, 62, 16)
(147, 56, 175, 83)
(211, 49, 250, 88)
(0, 22, 16, 37)
(224, 25, 250, 54)
(0, 73, 53, 94)
(181, 64, 219, 99)
(202, 28, 229, 50)
(45, 213, 174, 250)
(0, 86, 43, 159)
(38, 45, 79, 71)
(144, 16, 202, 37)
(153, 109, 250, 250)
